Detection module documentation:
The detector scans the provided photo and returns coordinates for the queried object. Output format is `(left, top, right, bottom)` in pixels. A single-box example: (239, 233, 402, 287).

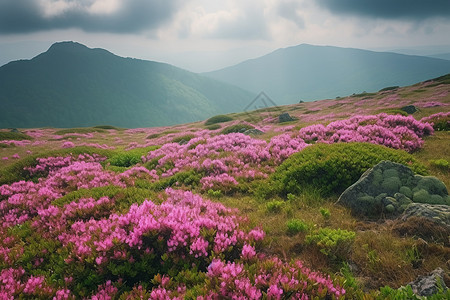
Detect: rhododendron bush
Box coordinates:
(0, 158, 344, 299)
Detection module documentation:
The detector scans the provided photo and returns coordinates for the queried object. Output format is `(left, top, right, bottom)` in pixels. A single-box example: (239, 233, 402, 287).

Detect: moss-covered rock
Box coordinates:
(338, 161, 449, 218)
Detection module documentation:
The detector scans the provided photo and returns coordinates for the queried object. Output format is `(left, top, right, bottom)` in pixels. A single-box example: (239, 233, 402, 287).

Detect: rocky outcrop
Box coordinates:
(278, 113, 295, 123)
(401, 203, 450, 228)
(338, 161, 449, 218)
(401, 105, 419, 114)
(407, 268, 448, 296)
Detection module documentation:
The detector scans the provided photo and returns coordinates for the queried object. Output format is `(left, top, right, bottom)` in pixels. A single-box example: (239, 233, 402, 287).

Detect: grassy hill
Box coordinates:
(204, 44, 450, 104)
(0, 41, 255, 128)
(0, 74, 449, 298)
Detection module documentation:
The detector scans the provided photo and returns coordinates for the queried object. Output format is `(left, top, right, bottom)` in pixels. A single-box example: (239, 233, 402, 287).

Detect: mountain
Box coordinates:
(204, 44, 450, 104)
(0, 42, 254, 128)
(429, 53, 450, 61)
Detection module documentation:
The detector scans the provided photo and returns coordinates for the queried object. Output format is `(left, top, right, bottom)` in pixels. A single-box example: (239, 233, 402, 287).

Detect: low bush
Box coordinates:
(267, 142, 427, 197)
(172, 134, 195, 144)
(206, 124, 221, 130)
(105, 146, 158, 168)
(221, 124, 255, 134)
(306, 228, 356, 260)
(285, 219, 309, 235)
(266, 200, 284, 213)
(430, 158, 449, 171)
(204, 115, 233, 125)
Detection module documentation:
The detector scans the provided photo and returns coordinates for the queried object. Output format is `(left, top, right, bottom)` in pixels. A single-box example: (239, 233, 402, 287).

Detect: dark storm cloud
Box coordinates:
(0, 0, 181, 34)
(316, 0, 450, 20)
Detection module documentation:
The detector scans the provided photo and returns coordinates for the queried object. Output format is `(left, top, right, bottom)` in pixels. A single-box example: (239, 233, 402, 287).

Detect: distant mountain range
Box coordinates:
(2, 42, 450, 128)
(0, 42, 254, 128)
(204, 44, 450, 104)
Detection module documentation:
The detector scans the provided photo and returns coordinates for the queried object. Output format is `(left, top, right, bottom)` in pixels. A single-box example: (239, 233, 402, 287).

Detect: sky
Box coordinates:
(0, 0, 450, 72)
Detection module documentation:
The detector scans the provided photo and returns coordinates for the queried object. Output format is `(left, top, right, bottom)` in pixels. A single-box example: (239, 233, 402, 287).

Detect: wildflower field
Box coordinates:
(1, 75, 449, 299)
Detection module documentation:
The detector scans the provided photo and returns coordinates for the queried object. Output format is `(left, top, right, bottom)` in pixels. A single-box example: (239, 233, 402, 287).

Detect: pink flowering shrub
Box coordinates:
(298, 113, 433, 152)
(61, 141, 75, 148)
(0, 167, 345, 299)
(420, 112, 450, 131)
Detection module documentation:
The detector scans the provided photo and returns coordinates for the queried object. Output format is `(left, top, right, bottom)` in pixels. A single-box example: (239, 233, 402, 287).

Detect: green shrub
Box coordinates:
(152, 170, 203, 191)
(0, 131, 33, 141)
(319, 207, 331, 220)
(206, 124, 221, 130)
(430, 159, 449, 170)
(221, 124, 254, 134)
(207, 189, 222, 198)
(107, 152, 142, 167)
(172, 134, 195, 144)
(106, 146, 158, 168)
(306, 228, 356, 259)
(267, 143, 427, 197)
(285, 219, 309, 235)
(266, 200, 284, 213)
(0, 142, 13, 148)
(205, 115, 233, 126)
(147, 133, 162, 139)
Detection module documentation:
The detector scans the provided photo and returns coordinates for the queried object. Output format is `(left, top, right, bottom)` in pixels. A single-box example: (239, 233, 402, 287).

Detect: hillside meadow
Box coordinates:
(0, 75, 449, 299)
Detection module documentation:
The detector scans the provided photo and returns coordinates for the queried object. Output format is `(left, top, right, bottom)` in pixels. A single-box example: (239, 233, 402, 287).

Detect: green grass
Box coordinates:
(0, 131, 33, 141)
(54, 127, 107, 135)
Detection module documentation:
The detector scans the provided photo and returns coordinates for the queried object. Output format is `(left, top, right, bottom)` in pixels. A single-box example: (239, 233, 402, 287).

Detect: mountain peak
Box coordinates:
(47, 41, 89, 52)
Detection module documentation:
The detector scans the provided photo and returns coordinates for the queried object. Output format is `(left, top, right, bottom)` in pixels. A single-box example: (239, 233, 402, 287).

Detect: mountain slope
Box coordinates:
(204, 44, 450, 104)
(0, 42, 254, 128)
(429, 53, 450, 61)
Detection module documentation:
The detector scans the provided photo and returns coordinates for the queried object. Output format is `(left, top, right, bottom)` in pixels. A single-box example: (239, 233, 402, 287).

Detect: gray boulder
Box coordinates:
(278, 112, 295, 123)
(407, 268, 448, 296)
(338, 161, 449, 217)
(401, 105, 419, 114)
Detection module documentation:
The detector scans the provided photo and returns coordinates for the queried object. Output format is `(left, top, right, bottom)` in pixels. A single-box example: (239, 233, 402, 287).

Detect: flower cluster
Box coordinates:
(298, 113, 433, 152)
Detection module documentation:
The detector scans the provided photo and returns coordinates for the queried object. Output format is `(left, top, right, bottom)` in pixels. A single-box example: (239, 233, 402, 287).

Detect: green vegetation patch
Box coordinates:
(172, 134, 195, 144)
(265, 142, 427, 198)
(0, 131, 33, 141)
(204, 115, 233, 126)
(54, 127, 107, 135)
(53, 185, 156, 213)
(93, 125, 124, 130)
(306, 228, 356, 259)
(378, 86, 399, 92)
(221, 124, 255, 134)
(106, 146, 158, 168)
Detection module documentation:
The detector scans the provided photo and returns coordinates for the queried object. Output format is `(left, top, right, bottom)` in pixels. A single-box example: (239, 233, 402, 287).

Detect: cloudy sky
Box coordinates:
(1, 0, 450, 71)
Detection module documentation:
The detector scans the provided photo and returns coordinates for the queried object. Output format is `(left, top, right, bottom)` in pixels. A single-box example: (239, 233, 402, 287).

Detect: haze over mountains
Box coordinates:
(0, 42, 253, 128)
(205, 44, 450, 104)
(1, 42, 450, 128)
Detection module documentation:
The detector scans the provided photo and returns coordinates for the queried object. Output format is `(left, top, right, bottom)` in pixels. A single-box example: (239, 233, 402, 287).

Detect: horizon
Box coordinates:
(1, 0, 450, 72)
